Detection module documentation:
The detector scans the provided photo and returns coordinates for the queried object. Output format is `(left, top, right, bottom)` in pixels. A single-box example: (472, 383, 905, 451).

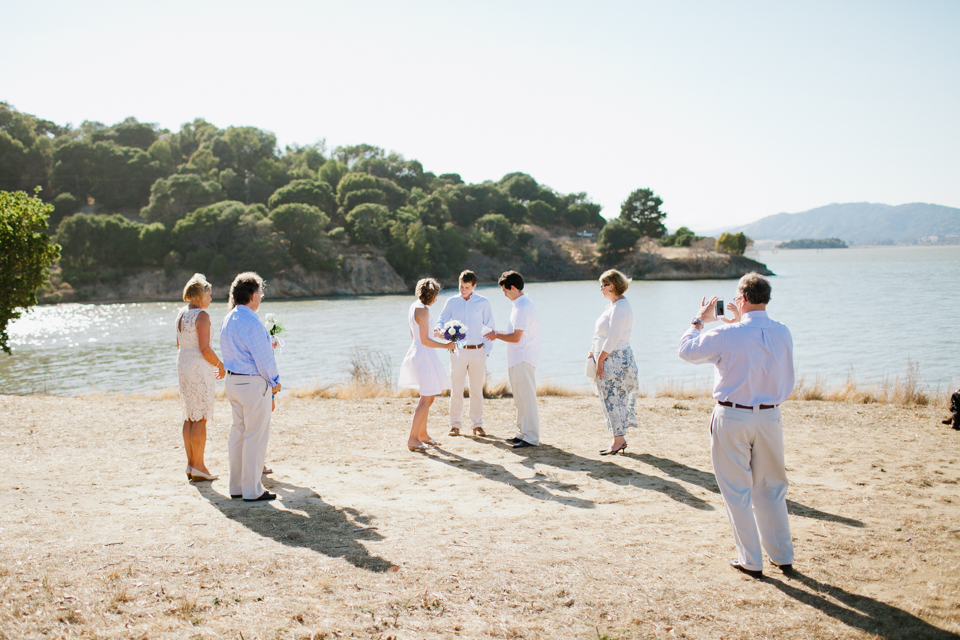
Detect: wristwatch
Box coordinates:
(691, 318, 704, 329)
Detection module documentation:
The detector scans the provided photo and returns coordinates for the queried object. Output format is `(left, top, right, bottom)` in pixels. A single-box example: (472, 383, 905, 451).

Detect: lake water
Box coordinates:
(2, 245, 958, 395)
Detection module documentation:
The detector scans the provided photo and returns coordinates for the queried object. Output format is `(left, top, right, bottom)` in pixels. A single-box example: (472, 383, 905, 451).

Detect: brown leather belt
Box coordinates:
(461, 344, 484, 350)
(718, 401, 778, 410)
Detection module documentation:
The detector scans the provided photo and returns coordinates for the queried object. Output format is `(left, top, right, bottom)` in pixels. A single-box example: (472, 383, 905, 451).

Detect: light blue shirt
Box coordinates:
(220, 305, 280, 386)
(435, 292, 495, 355)
(678, 310, 794, 406)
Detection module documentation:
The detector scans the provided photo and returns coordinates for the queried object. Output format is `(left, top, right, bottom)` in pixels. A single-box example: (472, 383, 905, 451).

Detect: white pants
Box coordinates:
(449, 348, 487, 429)
(226, 375, 272, 500)
(509, 362, 540, 445)
(710, 405, 794, 571)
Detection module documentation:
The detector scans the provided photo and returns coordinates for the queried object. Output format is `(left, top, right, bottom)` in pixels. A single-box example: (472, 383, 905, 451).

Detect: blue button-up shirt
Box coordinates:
(435, 292, 495, 355)
(220, 305, 280, 386)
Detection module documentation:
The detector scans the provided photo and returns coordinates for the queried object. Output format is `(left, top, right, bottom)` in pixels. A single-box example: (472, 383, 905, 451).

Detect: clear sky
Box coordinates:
(3, 0, 958, 232)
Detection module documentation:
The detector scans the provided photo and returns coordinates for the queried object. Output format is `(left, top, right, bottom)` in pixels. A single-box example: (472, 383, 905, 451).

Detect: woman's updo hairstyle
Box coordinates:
(600, 269, 631, 296)
(182, 273, 212, 305)
(415, 277, 441, 305)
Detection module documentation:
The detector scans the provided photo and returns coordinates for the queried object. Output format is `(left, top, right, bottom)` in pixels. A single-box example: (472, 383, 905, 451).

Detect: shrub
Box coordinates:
(716, 232, 747, 255)
(596, 218, 640, 264)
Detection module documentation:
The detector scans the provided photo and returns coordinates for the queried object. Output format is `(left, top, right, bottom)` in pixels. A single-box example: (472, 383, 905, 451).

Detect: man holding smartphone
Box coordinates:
(678, 272, 795, 579)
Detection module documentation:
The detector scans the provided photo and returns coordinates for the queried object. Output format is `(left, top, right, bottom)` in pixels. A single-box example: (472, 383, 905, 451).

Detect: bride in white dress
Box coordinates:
(398, 278, 455, 450)
(176, 274, 226, 481)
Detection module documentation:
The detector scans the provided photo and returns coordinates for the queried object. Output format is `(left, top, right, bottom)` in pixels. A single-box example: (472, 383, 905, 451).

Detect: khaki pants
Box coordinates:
(449, 348, 487, 429)
(509, 362, 539, 445)
(226, 375, 272, 500)
(710, 404, 794, 571)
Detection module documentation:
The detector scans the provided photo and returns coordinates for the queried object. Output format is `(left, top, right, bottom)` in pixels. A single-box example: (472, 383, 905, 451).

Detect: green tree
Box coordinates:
(596, 219, 640, 264)
(498, 172, 539, 202)
(140, 173, 224, 226)
(318, 159, 348, 190)
(55, 213, 142, 282)
(471, 213, 516, 256)
(620, 188, 667, 238)
(0, 189, 61, 354)
(49, 192, 80, 230)
(139, 222, 171, 266)
(268, 179, 335, 215)
(417, 194, 451, 226)
(0, 103, 58, 195)
(269, 203, 330, 269)
(526, 200, 557, 226)
(336, 172, 379, 207)
(90, 117, 159, 150)
(345, 203, 390, 246)
(716, 232, 747, 255)
(51, 139, 169, 211)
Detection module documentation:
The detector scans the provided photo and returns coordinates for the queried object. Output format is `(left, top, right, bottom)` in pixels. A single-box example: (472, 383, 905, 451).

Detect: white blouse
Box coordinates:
(592, 297, 633, 356)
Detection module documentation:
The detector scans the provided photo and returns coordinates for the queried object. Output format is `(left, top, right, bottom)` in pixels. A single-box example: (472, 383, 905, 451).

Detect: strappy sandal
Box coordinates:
(472, 426, 487, 437)
(448, 427, 460, 436)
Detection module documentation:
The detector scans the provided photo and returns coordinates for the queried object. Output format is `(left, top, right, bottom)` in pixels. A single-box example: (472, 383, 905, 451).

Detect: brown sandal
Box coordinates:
(472, 426, 487, 437)
(448, 427, 460, 436)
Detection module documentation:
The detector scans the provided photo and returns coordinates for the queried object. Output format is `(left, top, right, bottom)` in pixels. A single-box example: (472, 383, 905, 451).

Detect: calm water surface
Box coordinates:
(2, 245, 957, 395)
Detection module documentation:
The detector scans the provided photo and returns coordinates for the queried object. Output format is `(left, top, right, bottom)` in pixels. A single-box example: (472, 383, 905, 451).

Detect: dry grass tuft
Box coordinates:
(654, 377, 712, 399)
(791, 362, 950, 408)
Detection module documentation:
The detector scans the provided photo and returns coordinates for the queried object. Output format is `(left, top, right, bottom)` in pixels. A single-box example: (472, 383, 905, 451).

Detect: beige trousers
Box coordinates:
(449, 348, 487, 429)
(226, 375, 272, 500)
(710, 404, 794, 571)
(509, 362, 539, 445)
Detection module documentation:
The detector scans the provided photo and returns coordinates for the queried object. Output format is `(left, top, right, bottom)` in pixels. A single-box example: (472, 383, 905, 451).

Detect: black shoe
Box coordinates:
(506, 437, 523, 444)
(244, 492, 276, 502)
(730, 559, 762, 579)
(600, 443, 627, 456)
(230, 494, 242, 499)
(772, 562, 795, 576)
(513, 440, 535, 448)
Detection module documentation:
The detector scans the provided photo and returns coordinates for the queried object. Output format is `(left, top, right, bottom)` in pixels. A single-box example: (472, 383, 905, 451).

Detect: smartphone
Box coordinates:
(716, 299, 724, 316)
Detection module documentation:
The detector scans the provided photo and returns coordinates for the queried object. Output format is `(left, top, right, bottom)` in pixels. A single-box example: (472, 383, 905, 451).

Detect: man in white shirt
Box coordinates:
(435, 270, 495, 437)
(484, 270, 541, 448)
(678, 272, 795, 579)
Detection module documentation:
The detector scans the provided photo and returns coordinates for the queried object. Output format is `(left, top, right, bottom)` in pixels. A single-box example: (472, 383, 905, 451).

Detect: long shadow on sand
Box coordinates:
(635, 453, 865, 528)
(194, 480, 394, 572)
(476, 439, 715, 511)
(766, 569, 958, 639)
(429, 445, 596, 509)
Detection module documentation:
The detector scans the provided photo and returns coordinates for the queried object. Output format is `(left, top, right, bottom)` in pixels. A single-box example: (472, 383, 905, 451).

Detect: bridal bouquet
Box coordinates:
(442, 320, 467, 344)
(264, 313, 286, 353)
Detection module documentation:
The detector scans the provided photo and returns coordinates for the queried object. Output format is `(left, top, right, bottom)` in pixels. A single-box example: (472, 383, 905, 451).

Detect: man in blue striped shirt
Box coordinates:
(220, 272, 281, 502)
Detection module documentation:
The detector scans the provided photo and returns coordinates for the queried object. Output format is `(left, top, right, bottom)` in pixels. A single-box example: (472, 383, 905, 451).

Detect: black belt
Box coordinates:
(227, 371, 256, 376)
(718, 401, 778, 410)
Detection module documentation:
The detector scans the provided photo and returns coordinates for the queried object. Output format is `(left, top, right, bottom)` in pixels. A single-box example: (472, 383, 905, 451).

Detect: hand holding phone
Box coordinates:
(716, 299, 725, 316)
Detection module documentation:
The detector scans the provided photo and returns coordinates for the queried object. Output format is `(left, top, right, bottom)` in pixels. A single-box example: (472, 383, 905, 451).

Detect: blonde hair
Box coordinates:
(182, 273, 211, 305)
(600, 269, 631, 296)
(415, 277, 441, 305)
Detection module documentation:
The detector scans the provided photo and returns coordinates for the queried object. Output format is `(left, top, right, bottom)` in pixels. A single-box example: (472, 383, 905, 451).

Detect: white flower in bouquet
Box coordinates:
(442, 320, 467, 342)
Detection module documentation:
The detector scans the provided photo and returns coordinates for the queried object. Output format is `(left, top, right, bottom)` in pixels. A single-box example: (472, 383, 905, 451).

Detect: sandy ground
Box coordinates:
(1, 393, 958, 639)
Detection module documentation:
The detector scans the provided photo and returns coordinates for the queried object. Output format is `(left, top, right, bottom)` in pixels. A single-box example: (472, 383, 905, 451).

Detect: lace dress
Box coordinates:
(398, 301, 450, 397)
(177, 306, 216, 422)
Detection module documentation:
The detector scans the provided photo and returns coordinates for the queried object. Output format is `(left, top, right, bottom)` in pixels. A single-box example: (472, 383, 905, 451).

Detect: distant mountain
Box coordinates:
(703, 203, 960, 246)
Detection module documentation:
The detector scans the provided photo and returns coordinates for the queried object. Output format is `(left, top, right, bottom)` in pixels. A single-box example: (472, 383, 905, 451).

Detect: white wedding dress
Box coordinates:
(177, 306, 216, 422)
(398, 301, 450, 397)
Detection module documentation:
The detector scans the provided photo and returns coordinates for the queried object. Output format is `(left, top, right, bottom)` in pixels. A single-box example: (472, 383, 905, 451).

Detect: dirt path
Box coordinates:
(1, 394, 958, 639)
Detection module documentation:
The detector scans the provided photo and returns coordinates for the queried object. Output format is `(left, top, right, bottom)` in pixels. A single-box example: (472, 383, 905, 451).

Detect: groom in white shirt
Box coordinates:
(435, 270, 495, 437)
(485, 270, 541, 449)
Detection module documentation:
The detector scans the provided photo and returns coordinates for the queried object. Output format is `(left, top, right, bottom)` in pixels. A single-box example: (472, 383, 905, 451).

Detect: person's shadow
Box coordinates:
(767, 569, 958, 639)
(428, 445, 596, 509)
(194, 480, 394, 572)
(487, 440, 715, 511)
(635, 453, 864, 527)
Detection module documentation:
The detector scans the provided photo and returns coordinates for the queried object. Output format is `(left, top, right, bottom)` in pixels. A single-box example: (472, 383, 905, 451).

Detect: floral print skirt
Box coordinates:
(597, 347, 639, 436)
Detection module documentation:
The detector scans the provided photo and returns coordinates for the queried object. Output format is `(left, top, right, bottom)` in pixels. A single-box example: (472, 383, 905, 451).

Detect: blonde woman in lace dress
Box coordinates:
(177, 274, 226, 481)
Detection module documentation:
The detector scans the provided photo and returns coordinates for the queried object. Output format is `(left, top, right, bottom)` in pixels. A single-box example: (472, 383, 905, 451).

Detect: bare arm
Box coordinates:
(417, 308, 455, 350)
(196, 312, 226, 379)
(484, 329, 524, 343)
